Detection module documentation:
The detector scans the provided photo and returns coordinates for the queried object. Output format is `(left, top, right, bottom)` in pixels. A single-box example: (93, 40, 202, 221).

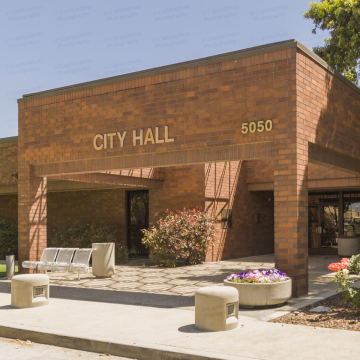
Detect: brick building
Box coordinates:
(1, 39, 360, 297)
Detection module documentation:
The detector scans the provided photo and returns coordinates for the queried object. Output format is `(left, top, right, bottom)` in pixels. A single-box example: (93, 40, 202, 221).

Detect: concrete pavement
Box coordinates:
(0, 254, 359, 359)
(0, 291, 359, 360)
(0, 337, 131, 360)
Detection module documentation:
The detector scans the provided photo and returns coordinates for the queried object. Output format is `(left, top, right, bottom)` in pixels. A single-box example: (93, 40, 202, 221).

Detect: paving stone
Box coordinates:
(310, 306, 332, 313)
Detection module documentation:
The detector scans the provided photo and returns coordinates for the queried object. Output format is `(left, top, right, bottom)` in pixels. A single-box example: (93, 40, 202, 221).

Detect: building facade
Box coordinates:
(1, 40, 360, 297)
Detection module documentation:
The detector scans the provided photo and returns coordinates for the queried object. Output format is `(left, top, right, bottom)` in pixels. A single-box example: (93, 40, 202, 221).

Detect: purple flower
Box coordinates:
(226, 268, 288, 283)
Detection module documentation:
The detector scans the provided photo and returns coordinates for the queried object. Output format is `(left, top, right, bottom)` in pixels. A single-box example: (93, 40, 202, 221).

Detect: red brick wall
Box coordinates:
(296, 49, 360, 156)
(149, 165, 205, 226)
(206, 161, 274, 261)
(48, 189, 127, 246)
(0, 194, 18, 225)
(0, 140, 18, 186)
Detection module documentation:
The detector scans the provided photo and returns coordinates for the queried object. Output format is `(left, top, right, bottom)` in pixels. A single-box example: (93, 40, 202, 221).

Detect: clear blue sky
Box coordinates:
(0, 0, 327, 138)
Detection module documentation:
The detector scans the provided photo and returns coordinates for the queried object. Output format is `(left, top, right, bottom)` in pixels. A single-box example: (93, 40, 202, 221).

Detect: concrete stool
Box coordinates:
(11, 274, 49, 309)
(195, 286, 238, 332)
(92, 243, 115, 277)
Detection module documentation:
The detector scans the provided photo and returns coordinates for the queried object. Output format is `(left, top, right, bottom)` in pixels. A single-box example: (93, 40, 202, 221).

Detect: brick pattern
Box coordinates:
(0, 141, 18, 186)
(18, 165, 47, 273)
(18, 49, 295, 168)
(246, 160, 357, 185)
(48, 189, 127, 246)
(149, 165, 205, 227)
(205, 161, 274, 261)
(0, 194, 18, 225)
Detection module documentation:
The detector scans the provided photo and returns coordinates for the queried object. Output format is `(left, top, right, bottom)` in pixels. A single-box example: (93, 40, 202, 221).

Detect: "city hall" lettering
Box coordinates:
(93, 126, 174, 150)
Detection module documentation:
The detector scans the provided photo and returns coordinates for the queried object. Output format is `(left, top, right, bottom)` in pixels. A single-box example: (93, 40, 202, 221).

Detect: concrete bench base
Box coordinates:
(11, 274, 49, 309)
(195, 286, 238, 332)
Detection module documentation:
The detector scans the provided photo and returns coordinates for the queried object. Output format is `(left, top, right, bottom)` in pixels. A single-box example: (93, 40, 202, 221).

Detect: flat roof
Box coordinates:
(18, 39, 360, 102)
(0, 136, 18, 144)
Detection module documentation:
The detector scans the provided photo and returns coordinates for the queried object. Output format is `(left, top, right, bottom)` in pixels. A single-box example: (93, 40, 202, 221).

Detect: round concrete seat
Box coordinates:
(195, 286, 238, 332)
(11, 274, 49, 309)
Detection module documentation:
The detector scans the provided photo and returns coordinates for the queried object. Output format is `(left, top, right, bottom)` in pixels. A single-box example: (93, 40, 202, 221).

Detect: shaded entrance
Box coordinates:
(308, 191, 360, 254)
(127, 190, 149, 257)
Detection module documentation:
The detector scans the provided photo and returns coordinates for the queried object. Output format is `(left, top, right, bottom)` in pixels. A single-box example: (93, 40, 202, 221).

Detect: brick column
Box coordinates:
(274, 140, 308, 297)
(18, 164, 47, 273)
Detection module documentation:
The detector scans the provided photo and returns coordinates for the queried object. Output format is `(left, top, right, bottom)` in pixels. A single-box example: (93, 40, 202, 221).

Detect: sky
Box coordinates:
(0, 0, 327, 138)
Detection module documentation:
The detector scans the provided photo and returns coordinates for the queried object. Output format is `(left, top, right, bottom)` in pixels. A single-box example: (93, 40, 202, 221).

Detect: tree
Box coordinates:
(304, 0, 360, 84)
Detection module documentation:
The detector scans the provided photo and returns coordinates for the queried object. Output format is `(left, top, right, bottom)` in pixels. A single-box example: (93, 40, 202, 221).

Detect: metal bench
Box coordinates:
(22, 248, 60, 271)
(70, 248, 94, 280)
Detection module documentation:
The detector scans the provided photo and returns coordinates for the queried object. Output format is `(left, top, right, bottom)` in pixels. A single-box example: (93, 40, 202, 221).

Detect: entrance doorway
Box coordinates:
(308, 204, 338, 254)
(308, 190, 360, 254)
(127, 190, 149, 257)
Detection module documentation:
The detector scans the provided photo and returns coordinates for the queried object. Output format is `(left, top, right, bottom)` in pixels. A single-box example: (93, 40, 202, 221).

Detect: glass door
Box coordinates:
(321, 205, 338, 247)
(308, 204, 338, 253)
(308, 206, 320, 249)
(127, 190, 149, 257)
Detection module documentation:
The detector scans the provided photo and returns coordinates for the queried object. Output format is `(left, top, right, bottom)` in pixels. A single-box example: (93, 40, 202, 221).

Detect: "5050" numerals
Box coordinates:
(242, 120, 273, 134)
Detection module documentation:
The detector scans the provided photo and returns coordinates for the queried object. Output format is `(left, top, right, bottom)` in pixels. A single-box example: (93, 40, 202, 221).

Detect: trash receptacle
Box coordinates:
(92, 243, 115, 277)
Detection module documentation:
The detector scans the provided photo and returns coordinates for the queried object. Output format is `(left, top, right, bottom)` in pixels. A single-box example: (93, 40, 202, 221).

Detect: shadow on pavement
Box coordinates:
(0, 281, 194, 309)
(178, 324, 206, 333)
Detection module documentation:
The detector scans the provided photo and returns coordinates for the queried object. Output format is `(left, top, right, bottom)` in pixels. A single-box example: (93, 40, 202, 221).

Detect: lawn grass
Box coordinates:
(0, 263, 18, 278)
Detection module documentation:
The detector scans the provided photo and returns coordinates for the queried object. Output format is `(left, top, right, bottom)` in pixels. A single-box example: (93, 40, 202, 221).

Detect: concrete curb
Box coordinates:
(0, 322, 260, 360)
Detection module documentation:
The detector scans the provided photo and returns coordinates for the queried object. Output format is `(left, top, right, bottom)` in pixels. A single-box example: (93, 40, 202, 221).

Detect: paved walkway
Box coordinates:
(1, 254, 359, 360)
(48, 254, 340, 297)
(0, 289, 360, 360)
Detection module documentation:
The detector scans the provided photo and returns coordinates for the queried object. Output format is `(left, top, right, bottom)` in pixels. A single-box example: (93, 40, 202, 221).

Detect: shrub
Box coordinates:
(328, 258, 360, 308)
(141, 208, 215, 266)
(48, 223, 128, 264)
(348, 254, 360, 274)
(0, 220, 18, 260)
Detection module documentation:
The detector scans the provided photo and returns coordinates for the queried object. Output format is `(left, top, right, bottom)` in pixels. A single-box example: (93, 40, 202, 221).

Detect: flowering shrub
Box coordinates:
(328, 258, 349, 272)
(347, 254, 360, 274)
(141, 208, 215, 266)
(328, 258, 360, 308)
(226, 269, 288, 284)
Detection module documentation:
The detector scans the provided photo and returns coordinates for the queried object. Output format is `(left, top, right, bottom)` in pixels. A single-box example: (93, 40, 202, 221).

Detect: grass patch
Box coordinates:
(0, 263, 18, 278)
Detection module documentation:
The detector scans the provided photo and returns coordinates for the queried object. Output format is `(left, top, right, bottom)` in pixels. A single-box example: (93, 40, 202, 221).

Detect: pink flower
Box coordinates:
(328, 263, 341, 272)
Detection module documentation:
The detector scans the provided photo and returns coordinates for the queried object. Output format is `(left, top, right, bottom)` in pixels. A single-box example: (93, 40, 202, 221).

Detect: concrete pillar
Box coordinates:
(18, 164, 47, 274)
(274, 138, 308, 298)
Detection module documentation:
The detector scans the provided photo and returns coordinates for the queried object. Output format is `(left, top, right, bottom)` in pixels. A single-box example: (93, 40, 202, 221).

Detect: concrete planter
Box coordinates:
(223, 278, 292, 308)
(337, 237, 360, 257)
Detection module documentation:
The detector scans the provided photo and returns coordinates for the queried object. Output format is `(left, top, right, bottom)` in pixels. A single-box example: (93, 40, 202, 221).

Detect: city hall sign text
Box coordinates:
(93, 126, 174, 151)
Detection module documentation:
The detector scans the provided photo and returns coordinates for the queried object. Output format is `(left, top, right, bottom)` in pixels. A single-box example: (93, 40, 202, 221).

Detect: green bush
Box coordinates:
(0, 220, 18, 260)
(348, 254, 360, 274)
(142, 208, 215, 266)
(48, 223, 128, 264)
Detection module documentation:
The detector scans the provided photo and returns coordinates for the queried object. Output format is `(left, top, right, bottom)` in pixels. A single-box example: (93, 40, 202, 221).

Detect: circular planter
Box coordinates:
(337, 237, 360, 257)
(223, 278, 292, 308)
